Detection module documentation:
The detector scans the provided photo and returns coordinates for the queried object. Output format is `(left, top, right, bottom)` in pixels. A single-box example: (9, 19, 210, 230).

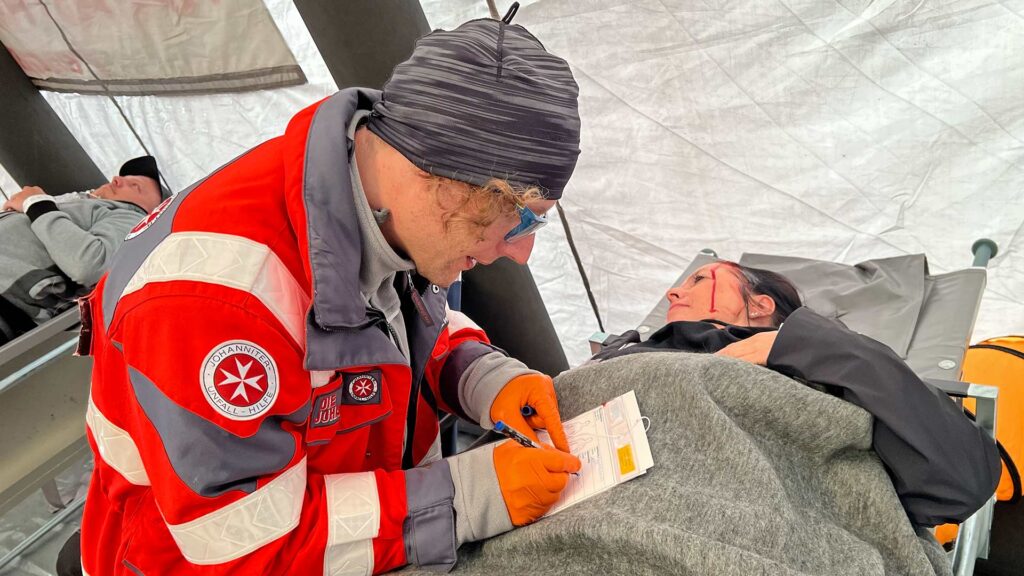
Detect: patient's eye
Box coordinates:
(691, 274, 706, 285)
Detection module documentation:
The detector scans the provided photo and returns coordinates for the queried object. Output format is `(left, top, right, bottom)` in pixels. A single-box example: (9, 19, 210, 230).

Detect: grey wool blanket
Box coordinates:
(409, 352, 952, 576)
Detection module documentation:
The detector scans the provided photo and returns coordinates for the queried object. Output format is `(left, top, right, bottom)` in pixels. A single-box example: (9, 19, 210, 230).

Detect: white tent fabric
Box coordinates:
(0, 0, 304, 95)
(34, 0, 336, 194)
(12, 0, 1023, 368)
(0, 164, 17, 201)
(428, 0, 1024, 365)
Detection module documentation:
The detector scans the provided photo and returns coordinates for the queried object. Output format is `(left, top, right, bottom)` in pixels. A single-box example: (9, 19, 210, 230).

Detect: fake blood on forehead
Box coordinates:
(709, 265, 721, 313)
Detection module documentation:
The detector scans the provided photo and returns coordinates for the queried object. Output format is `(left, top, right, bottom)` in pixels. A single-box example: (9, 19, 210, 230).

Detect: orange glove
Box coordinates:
(494, 441, 581, 526)
(490, 373, 572, 453)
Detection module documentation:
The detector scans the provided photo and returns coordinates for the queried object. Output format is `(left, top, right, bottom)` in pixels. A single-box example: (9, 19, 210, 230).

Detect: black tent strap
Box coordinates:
(556, 202, 604, 333)
(39, 0, 171, 194)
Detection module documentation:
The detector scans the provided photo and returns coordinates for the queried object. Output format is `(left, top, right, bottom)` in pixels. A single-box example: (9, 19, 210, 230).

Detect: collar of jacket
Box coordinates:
(647, 320, 776, 352)
(290, 88, 388, 331)
(285, 88, 450, 372)
(114, 200, 152, 215)
(592, 320, 776, 362)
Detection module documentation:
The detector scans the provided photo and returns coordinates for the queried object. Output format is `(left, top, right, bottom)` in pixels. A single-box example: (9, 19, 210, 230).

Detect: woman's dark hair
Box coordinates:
(722, 262, 802, 327)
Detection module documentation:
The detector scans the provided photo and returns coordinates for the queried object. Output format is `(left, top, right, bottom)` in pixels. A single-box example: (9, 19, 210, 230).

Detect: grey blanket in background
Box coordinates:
(406, 352, 952, 576)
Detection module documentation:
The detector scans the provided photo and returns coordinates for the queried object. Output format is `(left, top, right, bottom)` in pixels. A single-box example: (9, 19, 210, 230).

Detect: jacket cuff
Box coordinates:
(449, 442, 512, 546)
(765, 307, 826, 380)
(25, 196, 58, 222)
(403, 460, 458, 572)
(459, 351, 536, 429)
(439, 340, 496, 422)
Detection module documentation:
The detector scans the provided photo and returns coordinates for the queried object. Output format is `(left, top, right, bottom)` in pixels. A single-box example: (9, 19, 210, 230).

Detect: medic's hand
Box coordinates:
(494, 441, 581, 526)
(490, 373, 571, 453)
(715, 331, 778, 366)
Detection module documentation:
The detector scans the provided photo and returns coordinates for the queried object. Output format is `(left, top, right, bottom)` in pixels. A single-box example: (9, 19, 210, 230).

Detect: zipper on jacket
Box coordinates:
(401, 275, 447, 469)
(403, 329, 447, 470)
(366, 305, 404, 358)
(406, 271, 435, 327)
(384, 320, 402, 356)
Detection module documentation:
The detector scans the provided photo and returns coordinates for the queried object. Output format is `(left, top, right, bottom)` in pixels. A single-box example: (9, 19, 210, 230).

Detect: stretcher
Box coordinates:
(590, 240, 1000, 576)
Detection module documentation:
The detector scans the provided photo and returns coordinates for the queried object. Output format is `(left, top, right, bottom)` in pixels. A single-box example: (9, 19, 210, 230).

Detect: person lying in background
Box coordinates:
(0, 155, 170, 344)
(591, 260, 1000, 527)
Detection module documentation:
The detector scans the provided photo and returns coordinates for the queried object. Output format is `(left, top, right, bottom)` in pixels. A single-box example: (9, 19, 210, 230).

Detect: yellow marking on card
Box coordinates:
(617, 444, 636, 475)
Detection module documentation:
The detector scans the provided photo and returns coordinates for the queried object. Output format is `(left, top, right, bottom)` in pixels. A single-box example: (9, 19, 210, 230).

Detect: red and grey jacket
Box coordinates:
(80, 89, 522, 576)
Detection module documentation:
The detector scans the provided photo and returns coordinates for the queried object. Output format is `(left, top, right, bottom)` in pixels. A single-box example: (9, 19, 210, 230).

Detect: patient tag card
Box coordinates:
(537, 390, 654, 516)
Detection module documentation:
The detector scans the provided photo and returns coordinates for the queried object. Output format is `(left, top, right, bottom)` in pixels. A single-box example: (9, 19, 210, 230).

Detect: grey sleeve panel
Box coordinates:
(128, 365, 309, 497)
(448, 442, 512, 546)
(403, 460, 458, 572)
(459, 351, 537, 430)
(767, 307, 1001, 526)
(30, 207, 140, 286)
(439, 341, 497, 422)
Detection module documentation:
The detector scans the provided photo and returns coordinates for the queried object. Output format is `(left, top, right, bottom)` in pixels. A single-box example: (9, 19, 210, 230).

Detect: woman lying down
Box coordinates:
(402, 262, 1001, 576)
(591, 260, 1000, 528)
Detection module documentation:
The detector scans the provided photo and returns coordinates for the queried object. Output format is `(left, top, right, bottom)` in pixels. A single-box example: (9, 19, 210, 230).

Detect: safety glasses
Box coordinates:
(504, 203, 550, 243)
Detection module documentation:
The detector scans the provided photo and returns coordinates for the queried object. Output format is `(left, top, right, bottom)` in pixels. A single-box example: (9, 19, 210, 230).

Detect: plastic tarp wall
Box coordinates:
(24, 0, 1024, 368)
(0, 0, 305, 95)
(29, 0, 336, 195)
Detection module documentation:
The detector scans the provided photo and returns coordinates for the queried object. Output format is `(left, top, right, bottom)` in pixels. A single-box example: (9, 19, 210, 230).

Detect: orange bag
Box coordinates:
(936, 336, 1023, 543)
(963, 337, 1024, 503)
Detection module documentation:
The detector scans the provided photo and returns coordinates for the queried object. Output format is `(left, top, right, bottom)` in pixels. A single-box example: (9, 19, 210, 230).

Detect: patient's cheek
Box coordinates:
(667, 308, 694, 323)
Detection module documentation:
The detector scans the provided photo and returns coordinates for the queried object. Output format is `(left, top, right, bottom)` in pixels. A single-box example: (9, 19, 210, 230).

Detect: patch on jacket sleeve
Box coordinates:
(311, 387, 341, 428)
(342, 370, 382, 405)
(200, 340, 279, 420)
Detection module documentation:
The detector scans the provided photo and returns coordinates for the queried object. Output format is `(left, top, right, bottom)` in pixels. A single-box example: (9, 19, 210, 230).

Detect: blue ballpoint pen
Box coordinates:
(494, 420, 580, 476)
(493, 420, 541, 449)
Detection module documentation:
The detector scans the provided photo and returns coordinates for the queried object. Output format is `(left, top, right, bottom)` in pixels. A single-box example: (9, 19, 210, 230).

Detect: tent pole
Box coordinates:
(0, 42, 106, 193)
(293, 0, 430, 90)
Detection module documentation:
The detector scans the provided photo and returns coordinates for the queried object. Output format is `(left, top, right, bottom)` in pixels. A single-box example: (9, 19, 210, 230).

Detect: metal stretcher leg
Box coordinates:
(950, 384, 998, 576)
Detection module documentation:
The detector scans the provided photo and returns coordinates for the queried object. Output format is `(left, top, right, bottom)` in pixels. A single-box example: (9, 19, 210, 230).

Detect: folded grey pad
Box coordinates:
(405, 353, 951, 576)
